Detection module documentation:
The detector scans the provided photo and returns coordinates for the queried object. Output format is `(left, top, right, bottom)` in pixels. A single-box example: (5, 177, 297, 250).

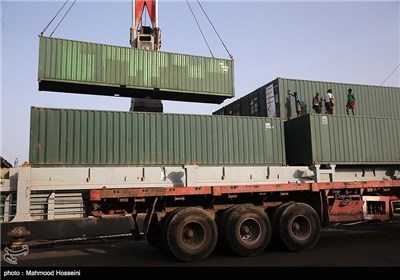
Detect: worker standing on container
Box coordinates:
(346, 88, 356, 115)
(325, 89, 335, 114)
(288, 90, 302, 117)
(312, 92, 322, 114)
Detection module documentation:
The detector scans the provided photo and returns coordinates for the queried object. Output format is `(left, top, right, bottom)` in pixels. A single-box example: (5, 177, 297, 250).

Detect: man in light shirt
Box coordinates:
(325, 89, 334, 114)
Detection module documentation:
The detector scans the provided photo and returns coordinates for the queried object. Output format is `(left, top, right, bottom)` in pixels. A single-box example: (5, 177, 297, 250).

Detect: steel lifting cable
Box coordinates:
(197, 0, 233, 59)
(40, 0, 70, 36)
(50, 0, 77, 37)
(186, 0, 214, 58)
(380, 64, 400, 86)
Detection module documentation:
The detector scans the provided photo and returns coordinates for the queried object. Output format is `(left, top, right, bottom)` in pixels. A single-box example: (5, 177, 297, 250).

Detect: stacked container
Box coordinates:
(213, 77, 400, 119)
(30, 107, 286, 167)
(284, 114, 400, 165)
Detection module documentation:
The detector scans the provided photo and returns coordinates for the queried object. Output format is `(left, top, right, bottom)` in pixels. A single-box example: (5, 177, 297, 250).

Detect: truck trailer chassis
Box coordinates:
(1, 164, 400, 262)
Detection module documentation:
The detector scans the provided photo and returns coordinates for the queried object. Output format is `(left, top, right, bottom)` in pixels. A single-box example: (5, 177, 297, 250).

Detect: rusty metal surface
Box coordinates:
(96, 187, 213, 199)
(91, 184, 311, 200)
(329, 200, 364, 222)
(215, 183, 311, 194)
(90, 180, 400, 200)
(313, 180, 400, 191)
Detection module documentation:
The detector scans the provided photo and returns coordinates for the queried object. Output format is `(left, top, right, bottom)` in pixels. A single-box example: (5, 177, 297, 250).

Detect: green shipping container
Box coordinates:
(38, 37, 235, 104)
(29, 107, 285, 167)
(284, 114, 400, 165)
(213, 77, 400, 119)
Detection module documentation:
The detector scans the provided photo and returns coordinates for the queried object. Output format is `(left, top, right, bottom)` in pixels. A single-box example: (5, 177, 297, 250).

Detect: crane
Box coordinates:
(129, 0, 163, 112)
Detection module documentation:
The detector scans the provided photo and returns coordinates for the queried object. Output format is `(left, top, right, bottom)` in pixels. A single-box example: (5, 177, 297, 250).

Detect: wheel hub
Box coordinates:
(239, 218, 261, 243)
(184, 229, 195, 239)
(180, 222, 206, 249)
(290, 215, 311, 241)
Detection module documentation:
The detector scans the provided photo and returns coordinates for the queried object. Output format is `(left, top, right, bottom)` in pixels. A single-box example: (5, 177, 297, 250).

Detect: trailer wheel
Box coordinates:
(278, 203, 320, 252)
(270, 202, 294, 246)
(145, 216, 163, 250)
(163, 207, 217, 262)
(224, 205, 271, 257)
(161, 208, 184, 251)
(217, 205, 241, 248)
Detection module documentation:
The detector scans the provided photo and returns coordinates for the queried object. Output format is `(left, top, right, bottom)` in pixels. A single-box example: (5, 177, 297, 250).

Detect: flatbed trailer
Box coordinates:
(2, 164, 399, 262)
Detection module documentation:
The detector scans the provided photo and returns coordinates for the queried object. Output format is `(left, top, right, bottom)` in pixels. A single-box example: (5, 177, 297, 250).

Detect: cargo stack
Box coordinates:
(34, 36, 269, 169)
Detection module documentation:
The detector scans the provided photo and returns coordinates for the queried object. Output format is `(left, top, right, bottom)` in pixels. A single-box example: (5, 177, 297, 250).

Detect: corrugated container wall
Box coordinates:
(29, 107, 285, 167)
(213, 77, 400, 119)
(284, 114, 400, 165)
(277, 78, 400, 119)
(38, 37, 234, 104)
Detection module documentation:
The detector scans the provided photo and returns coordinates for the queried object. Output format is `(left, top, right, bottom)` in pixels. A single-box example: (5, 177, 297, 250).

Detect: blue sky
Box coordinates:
(1, 0, 399, 163)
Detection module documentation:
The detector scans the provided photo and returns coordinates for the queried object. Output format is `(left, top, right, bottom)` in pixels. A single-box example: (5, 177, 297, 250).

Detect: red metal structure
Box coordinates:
(129, 0, 163, 112)
(130, 0, 161, 51)
(88, 173, 400, 262)
(134, 0, 157, 28)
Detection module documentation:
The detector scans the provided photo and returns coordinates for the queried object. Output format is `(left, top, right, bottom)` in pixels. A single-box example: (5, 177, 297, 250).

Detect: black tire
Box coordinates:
(145, 215, 163, 250)
(216, 205, 241, 249)
(278, 203, 321, 252)
(161, 208, 183, 252)
(223, 205, 271, 257)
(163, 207, 218, 262)
(270, 203, 294, 246)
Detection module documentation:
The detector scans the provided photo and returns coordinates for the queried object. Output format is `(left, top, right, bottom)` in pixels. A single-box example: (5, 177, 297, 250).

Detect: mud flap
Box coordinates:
(329, 200, 363, 222)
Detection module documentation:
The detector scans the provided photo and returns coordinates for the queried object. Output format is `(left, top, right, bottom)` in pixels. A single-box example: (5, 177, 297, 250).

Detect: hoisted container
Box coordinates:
(38, 37, 235, 104)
